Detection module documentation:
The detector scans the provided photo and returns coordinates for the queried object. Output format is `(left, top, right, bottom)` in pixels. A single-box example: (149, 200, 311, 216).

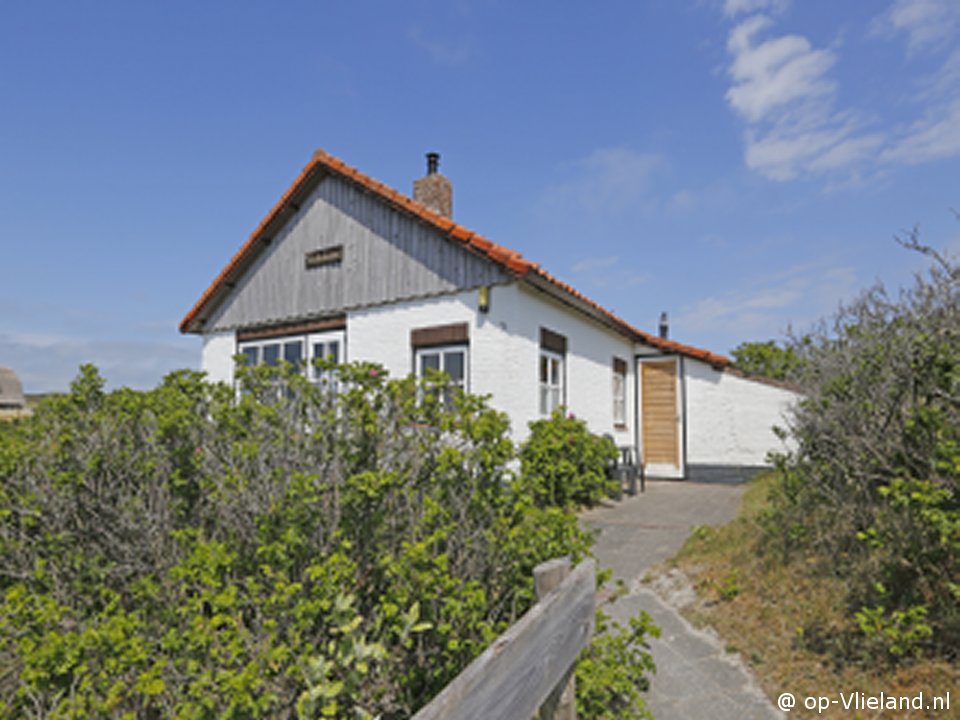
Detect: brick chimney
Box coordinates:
(413, 152, 452, 218)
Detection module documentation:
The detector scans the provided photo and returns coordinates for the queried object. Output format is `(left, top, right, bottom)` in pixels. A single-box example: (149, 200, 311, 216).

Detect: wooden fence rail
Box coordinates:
(412, 557, 596, 720)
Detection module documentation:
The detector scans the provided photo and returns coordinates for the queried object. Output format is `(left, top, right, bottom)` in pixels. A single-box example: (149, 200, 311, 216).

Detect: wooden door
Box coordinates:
(641, 360, 679, 468)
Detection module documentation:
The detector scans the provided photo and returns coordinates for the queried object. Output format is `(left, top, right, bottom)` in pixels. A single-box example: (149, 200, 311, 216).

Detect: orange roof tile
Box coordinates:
(179, 149, 730, 367)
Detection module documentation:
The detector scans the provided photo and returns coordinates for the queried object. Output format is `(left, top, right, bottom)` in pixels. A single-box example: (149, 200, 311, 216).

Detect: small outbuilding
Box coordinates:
(0, 367, 26, 410)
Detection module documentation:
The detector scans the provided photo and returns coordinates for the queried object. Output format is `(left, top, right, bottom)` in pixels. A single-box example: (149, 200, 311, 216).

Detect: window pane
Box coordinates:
(540, 385, 549, 415)
(420, 352, 440, 374)
(550, 387, 560, 412)
(540, 355, 548, 383)
(551, 357, 560, 385)
(284, 341, 303, 368)
(241, 346, 259, 367)
(263, 344, 280, 367)
(328, 341, 339, 364)
(444, 351, 464, 384)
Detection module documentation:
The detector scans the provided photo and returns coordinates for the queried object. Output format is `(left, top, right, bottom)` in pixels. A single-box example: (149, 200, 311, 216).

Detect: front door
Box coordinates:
(641, 359, 683, 477)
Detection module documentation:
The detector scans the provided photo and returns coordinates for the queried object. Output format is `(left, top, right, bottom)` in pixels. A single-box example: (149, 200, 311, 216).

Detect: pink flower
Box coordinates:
(369, 368, 380, 378)
(194, 447, 203, 455)
(567, 412, 576, 420)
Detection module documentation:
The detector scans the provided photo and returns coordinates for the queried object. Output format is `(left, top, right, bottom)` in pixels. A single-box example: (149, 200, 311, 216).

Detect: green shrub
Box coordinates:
(518, 410, 619, 509)
(766, 237, 960, 662)
(0, 362, 656, 718)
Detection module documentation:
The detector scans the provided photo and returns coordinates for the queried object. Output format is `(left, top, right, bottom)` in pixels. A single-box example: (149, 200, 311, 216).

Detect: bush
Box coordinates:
(518, 410, 619, 509)
(766, 236, 960, 662)
(0, 362, 655, 718)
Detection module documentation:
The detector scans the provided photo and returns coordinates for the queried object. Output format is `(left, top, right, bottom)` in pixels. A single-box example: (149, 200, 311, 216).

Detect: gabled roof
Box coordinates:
(180, 149, 729, 367)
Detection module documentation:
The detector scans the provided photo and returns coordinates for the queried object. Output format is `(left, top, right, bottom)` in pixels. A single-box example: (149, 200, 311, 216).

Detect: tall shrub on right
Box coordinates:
(767, 236, 959, 661)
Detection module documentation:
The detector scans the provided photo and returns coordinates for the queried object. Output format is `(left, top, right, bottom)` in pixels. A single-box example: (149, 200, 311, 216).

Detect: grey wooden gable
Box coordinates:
(205, 174, 509, 331)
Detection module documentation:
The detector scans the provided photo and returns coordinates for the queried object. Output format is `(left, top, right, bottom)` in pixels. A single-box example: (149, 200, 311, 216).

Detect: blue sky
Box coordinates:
(3, 0, 959, 392)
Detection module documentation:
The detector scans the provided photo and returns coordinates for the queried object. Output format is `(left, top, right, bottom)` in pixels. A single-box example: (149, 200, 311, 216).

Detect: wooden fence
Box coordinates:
(412, 556, 596, 720)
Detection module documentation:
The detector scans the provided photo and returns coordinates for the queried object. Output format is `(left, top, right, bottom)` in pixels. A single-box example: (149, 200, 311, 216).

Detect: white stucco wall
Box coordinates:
(347, 282, 636, 446)
(684, 359, 798, 468)
(201, 331, 236, 385)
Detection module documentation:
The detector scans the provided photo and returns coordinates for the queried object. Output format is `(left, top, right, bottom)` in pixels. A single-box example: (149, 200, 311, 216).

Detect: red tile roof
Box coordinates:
(180, 149, 730, 367)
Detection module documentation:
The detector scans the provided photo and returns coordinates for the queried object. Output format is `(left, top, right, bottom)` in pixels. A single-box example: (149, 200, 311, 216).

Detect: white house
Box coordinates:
(181, 149, 798, 480)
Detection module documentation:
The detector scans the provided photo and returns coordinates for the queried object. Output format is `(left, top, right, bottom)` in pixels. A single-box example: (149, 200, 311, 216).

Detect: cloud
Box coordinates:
(674, 262, 858, 343)
(723, 0, 789, 18)
(725, 16, 836, 123)
(879, 49, 960, 164)
(541, 147, 663, 215)
(571, 255, 620, 273)
(569, 255, 649, 290)
(407, 26, 471, 66)
(721, 14, 883, 180)
(872, 0, 960, 53)
(0, 332, 198, 393)
(882, 97, 960, 164)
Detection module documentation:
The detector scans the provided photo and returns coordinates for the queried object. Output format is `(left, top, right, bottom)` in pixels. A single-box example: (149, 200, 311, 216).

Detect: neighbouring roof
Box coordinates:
(180, 149, 730, 367)
(0, 367, 25, 408)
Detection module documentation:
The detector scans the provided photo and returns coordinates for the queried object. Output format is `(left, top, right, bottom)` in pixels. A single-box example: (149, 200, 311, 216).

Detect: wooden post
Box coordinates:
(534, 557, 577, 720)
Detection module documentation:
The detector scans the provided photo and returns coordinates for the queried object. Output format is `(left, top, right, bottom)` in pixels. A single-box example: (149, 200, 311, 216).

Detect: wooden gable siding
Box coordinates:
(206, 174, 508, 331)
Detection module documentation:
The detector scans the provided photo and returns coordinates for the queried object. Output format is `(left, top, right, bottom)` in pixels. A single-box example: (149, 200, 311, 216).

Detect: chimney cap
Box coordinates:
(658, 311, 669, 340)
(426, 152, 440, 175)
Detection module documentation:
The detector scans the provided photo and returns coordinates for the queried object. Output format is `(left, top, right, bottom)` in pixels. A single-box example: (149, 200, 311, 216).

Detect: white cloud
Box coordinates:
(882, 97, 960, 164)
(873, 0, 960, 53)
(571, 255, 620, 273)
(0, 332, 198, 393)
(723, 0, 789, 18)
(569, 255, 648, 290)
(542, 147, 663, 214)
(726, 16, 836, 123)
(674, 262, 858, 343)
(407, 26, 471, 66)
(721, 9, 901, 181)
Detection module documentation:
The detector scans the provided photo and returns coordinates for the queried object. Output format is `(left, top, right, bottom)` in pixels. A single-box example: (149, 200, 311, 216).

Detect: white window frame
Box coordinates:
(415, 344, 469, 394)
(539, 349, 564, 416)
(238, 337, 307, 371)
(306, 330, 345, 388)
(612, 363, 627, 427)
(238, 330, 345, 379)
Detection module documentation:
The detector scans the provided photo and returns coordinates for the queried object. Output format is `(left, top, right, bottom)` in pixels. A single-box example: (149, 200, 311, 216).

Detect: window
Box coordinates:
(308, 332, 342, 391)
(416, 345, 467, 407)
(417, 346, 466, 387)
(539, 349, 564, 415)
(238, 330, 344, 378)
(239, 339, 303, 369)
(539, 327, 567, 416)
(613, 357, 627, 427)
(411, 323, 469, 408)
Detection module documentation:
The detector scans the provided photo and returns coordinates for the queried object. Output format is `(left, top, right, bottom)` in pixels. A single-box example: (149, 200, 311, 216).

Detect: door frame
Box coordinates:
(636, 355, 686, 479)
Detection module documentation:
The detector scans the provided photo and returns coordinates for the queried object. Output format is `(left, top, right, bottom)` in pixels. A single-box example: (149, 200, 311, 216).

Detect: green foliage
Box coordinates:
(730, 340, 802, 381)
(518, 410, 619, 509)
(765, 239, 960, 663)
(576, 609, 660, 720)
(0, 361, 655, 718)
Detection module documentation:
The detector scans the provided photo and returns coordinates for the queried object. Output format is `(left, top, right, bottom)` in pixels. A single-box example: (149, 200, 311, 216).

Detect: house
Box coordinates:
(180, 149, 798, 480)
(0, 367, 26, 412)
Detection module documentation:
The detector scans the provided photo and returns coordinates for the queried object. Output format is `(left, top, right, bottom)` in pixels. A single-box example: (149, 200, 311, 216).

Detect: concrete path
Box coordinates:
(581, 480, 784, 720)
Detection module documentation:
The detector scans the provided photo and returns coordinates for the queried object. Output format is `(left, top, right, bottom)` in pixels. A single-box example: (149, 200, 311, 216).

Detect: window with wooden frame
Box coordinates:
(539, 327, 567, 416)
(612, 356, 627, 428)
(411, 322, 469, 406)
(237, 317, 346, 387)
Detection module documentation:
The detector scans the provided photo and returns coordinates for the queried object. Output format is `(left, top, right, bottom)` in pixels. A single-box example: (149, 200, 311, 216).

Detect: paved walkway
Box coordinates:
(581, 480, 784, 720)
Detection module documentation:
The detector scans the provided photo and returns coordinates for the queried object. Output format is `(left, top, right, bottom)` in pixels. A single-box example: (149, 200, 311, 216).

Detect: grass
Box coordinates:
(659, 472, 959, 720)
